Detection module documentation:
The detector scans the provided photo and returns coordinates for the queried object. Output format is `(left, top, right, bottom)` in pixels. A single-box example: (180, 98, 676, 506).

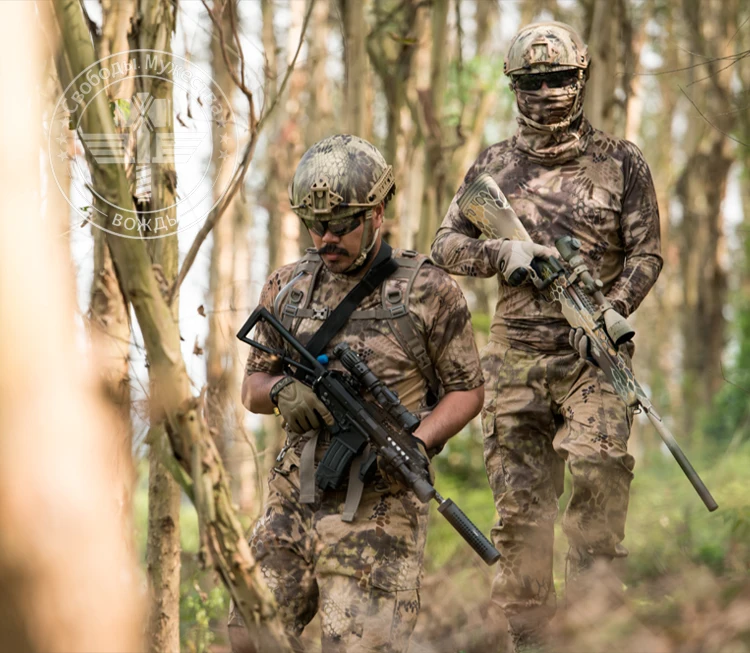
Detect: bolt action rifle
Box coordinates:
(458, 172, 718, 512)
(237, 306, 502, 564)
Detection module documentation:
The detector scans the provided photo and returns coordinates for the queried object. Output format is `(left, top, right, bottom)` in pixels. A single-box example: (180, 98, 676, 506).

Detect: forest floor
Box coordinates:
(135, 439, 750, 653)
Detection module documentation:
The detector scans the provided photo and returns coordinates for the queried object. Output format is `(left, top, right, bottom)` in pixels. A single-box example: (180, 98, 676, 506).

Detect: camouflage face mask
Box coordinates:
(515, 85, 580, 126)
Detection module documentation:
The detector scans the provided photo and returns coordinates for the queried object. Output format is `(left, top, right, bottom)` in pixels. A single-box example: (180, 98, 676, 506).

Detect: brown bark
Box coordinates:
(0, 2, 143, 648)
(675, 0, 738, 435)
(131, 1, 182, 650)
(264, 0, 304, 274)
(90, 0, 137, 558)
(207, 0, 260, 515)
(306, 0, 333, 146)
(52, 0, 293, 649)
(582, 0, 634, 136)
(415, 0, 450, 255)
(341, 0, 368, 136)
(397, 4, 431, 250)
(367, 0, 424, 243)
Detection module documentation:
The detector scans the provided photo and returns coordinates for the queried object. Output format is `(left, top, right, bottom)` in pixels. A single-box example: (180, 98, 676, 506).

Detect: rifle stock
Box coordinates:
(458, 173, 718, 512)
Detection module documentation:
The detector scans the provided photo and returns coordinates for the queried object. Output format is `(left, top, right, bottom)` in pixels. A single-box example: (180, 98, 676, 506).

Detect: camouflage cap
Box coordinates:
(504, 22, 589, 76)
(289, 134, 395, 221)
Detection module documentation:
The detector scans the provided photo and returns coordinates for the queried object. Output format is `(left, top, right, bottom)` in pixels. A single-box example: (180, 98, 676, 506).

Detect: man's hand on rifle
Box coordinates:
(270, 376, 334, 434)
(377, 436, 435, 490)
(494, 239, 558, 285)
(569, 327, 599, 367)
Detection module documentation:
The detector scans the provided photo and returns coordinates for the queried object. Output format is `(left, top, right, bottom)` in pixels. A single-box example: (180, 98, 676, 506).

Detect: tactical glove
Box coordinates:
(270, 376, 334, 435)
(495, 239, 558, 286)
(569, 327, 598, 367)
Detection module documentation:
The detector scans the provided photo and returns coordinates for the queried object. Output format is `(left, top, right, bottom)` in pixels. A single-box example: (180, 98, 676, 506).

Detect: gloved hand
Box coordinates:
(270, 376, 334, 435)
(377, 436, 435, 491)
(569, 327, 598, 367)
(495, 239, 558, 286)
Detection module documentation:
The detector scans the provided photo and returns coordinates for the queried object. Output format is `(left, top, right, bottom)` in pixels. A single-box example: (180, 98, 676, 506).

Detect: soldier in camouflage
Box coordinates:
(229, 134, 484, 653)
(430, 22, 663, 653)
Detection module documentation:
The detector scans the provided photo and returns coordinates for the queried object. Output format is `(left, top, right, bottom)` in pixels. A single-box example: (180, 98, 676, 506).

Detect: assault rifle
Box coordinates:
(237, 306, 502, 565)
(458, 172, 718, 512)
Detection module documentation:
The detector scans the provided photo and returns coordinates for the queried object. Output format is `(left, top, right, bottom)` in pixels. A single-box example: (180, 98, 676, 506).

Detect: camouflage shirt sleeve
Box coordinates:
(412, 265, 484, 393)
(607, 142, 664, 317)
(244, 265, 296, 377)
(430, 146, 507, 278)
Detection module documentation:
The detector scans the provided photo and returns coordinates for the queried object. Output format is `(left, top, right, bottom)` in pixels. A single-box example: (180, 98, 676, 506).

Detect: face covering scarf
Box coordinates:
(513, 84, 592, 166)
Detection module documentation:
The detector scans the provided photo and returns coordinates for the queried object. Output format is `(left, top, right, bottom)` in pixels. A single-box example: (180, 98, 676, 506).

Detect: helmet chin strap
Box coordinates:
(344, 212, 380, 273)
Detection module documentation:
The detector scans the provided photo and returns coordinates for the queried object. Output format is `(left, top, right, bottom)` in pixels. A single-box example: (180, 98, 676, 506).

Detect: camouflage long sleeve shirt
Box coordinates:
(431, 118, 663, 352)
(246, 248, 483, 418)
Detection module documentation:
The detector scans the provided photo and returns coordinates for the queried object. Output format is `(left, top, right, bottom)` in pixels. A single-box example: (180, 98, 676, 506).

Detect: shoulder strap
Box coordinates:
(384, 251, 442, 406)
(306, 242, 398, 357)
(279, 249, 323, 330)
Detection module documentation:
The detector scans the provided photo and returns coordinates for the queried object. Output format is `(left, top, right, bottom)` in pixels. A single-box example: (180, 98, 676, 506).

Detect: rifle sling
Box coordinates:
(305, 242, 398, 357)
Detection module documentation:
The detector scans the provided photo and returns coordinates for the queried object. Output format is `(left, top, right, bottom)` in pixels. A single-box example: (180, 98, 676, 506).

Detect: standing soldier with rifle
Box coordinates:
(431, 22, 666, 653)
(229, 134, 486, 653)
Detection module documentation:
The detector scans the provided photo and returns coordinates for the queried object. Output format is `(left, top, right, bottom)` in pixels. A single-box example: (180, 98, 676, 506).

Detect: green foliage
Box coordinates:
(111, 97, 131, 128)
(470, 312, 491, 336)
(425, 471, 497, 570)
(613, 443, 750, 583)
(179, 570, 229, 653)
(703, 290, 750, 447)
(443, 54, 507, 129)
(427, 440, 750, 587)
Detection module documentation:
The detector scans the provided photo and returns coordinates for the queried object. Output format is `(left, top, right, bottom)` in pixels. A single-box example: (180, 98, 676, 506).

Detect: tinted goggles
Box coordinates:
(513, 70, 579, 92)
(302, 213, 364, 237)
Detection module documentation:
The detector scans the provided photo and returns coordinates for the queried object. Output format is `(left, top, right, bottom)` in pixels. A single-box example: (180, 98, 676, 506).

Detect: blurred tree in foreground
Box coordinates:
(0, 2, 143, 649)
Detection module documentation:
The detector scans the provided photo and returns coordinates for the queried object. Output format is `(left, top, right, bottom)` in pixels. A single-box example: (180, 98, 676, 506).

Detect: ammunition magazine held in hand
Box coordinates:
(458, 172, 718, 512)
(237, 307, 502, 565)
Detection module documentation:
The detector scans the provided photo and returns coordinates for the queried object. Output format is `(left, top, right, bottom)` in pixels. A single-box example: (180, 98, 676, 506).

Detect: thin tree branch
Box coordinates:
(168, 0, 315, 304)
(679, 85, 750, 149)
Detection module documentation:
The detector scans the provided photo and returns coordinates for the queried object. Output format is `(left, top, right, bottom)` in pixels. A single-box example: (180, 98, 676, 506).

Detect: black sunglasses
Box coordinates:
(513, 70, 579, 92)
(302, 213, 364, 237)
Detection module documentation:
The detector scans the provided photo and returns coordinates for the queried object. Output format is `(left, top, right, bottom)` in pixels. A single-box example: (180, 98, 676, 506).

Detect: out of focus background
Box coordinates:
(2, 0, 748, 651)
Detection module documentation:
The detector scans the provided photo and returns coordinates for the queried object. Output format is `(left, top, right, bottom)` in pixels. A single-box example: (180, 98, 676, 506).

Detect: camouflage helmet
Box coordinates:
(289, 134, 395, 222)
(504, 22, 589, 76)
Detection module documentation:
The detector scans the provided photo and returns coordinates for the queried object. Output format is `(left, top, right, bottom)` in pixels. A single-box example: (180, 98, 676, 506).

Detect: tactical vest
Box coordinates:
(277, 248, 442, 403)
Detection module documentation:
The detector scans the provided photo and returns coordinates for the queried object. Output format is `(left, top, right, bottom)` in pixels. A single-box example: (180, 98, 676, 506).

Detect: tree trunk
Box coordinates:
(264, 0, 303, 274)
(131, 1, 182, 650)
(397, 4, 431, 250)
(341, 0, 367, 136)
(0, 3, 143, 648)
(582, 0, 633, 136)
(91, 0, 137, 557)
(416, 0, 449, 255)
(306, 0, 333, 146)
(676, 0, 738, 435)
(367, 0, 423, 243)
(52, 1, 293, 649)
(207, 0, 260, 516)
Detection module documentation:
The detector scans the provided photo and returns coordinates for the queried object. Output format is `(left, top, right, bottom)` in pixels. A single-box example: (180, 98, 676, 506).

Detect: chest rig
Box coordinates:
(278, 248, 441, 402)
(276, 248, 442, 519)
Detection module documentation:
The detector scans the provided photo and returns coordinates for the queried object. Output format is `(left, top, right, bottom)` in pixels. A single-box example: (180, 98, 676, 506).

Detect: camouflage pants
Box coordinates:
(480, 340, 635, 638)
(228, 445, 428, 653)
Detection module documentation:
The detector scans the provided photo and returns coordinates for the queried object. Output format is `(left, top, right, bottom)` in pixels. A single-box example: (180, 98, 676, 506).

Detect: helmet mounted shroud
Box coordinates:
(289, 134, 396, 272)
(504, 21, 590, 132)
